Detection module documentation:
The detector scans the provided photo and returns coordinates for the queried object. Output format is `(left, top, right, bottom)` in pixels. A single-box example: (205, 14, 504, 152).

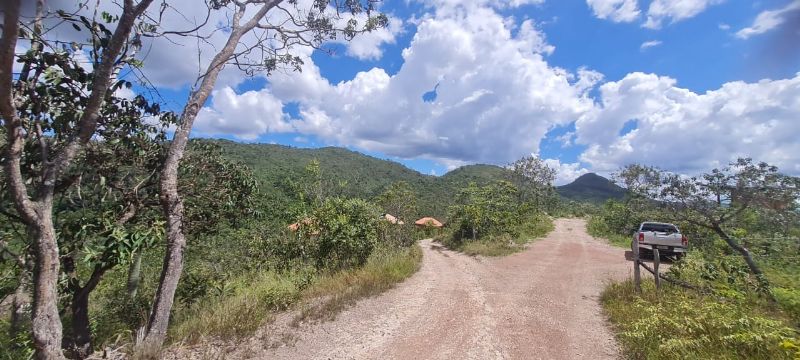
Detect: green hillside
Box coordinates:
(211, 140, 624, 220)
(211, 140, 510, 220)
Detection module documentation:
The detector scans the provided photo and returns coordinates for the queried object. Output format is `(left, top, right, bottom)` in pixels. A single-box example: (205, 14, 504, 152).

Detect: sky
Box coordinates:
(28, 0, 800, 184)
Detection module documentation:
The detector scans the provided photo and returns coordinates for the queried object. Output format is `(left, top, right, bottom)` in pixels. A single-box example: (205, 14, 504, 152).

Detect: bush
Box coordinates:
(303, 197, 381, 270)
(437, 214, 553, 257)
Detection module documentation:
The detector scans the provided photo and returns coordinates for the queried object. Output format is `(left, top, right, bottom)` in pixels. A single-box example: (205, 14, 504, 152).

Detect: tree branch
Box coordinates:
(0, 0, 39, 225)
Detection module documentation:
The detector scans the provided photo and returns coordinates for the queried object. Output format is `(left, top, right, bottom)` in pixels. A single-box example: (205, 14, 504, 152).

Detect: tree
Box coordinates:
(618, 158, 800, 287)
(450, 181, 519, 241)
(0, 1, 157, 356)
(1, 0, 387, 355)
(507, 155, 557, 212)
(0, 26, 255, 357)
(376, 181, 418, 246)
(144, 0, 387, 349)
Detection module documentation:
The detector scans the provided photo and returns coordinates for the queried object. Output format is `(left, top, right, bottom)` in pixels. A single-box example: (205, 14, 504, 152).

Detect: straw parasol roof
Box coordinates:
(414, 217, 443, 228)
(381, 213, 405, 225)
(287, 218, 314, 232)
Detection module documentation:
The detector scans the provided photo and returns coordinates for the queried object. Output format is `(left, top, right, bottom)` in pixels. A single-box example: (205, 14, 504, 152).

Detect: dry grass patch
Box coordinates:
(168, 244, 422, 345)
(296, 244, 422, 323)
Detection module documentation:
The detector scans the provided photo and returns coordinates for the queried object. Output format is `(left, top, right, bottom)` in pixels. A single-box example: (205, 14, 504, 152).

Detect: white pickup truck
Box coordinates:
(631, 222, 687, 258)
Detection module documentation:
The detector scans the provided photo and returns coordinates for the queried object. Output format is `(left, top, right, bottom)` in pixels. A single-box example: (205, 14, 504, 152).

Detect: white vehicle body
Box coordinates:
(632, 222, 687, 256)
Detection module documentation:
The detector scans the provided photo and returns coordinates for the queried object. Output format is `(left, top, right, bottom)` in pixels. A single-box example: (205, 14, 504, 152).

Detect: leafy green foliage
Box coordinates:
(440, 211, 554, 257)
(212, 140, 627, 222)
(303, 198, 381, 270)
(376, 181, 418, 247)
(449, 181, 520, 240)
(211, 140, 512, 220)
(507, 155, 558, 211)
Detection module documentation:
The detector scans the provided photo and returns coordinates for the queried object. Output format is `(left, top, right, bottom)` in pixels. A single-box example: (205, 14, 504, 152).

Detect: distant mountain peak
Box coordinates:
(557, 173, 626, 203)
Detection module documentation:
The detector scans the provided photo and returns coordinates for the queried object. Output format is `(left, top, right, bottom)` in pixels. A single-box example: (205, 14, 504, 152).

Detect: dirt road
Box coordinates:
(189, 218, 630, 359)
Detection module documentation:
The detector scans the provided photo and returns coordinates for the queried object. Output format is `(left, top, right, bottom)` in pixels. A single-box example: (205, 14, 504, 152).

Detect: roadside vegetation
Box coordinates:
(594, 159, 800, 359)
(170, 244, 422, 344)
(1, 153, 426, 358)
(436, 156, 557, 256)
(0, 0, 400, 358)
(439, 213, 553, 257)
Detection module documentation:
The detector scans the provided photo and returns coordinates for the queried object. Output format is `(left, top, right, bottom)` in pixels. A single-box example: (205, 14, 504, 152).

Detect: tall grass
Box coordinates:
(169, 271, 304, 344)
(601, 280, 798, 360)
(297, 244, 422, 322)
(168, 244, 422, 344)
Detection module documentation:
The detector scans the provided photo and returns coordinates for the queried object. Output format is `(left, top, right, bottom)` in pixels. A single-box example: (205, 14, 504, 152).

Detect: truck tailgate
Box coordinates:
(643, 232, 683, 247)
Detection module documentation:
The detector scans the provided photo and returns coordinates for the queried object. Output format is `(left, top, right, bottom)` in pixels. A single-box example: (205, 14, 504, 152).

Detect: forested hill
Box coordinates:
(556, 173, 626, 203)
(211, 140, 511, 219)
(210, 139, 623, 218)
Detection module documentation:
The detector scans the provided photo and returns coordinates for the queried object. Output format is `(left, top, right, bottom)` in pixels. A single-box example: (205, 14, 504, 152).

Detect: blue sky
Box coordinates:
(115, 0, 800, 183)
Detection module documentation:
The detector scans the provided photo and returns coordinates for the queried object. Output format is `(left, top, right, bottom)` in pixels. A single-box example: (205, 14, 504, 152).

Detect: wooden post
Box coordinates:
(652, 246, 661, 290)
(633, 240, 641, 293)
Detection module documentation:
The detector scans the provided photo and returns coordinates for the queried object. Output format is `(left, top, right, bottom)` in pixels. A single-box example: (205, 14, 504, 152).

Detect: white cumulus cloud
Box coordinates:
(262, 4, 594, 166)
(643, 0, 725, 29)
(575, 72, 800, 175)
(736, 0, 800, 39)
(586, 0, 641, 23)
(194, 87, 291, 140)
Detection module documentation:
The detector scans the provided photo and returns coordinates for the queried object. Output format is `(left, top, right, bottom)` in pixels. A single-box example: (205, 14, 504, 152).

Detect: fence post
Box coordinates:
(633, 240, 641, 293)
(652, 246, 660, 290)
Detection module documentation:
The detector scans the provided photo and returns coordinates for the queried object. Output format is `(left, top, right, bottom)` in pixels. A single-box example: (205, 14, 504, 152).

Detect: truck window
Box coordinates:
(641, 223, 678, 233)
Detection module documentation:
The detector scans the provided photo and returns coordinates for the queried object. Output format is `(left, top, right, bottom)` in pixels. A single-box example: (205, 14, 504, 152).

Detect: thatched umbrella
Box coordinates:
(414, 217, 443, 228)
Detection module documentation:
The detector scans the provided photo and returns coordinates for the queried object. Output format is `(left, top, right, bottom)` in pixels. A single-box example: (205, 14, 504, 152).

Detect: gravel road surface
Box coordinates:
(172, 218, 630, 359)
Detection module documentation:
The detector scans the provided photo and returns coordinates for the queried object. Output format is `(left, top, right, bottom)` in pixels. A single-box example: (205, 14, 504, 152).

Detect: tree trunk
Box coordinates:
(66, 264, 108, 359)
(127, 250, 143, 299)
(141, 1, 281, 349)
(30, 220, 66, 360)
(713, 225, 763, 277)
(144, 27, 246, 351)
(69, 291, 92, 359)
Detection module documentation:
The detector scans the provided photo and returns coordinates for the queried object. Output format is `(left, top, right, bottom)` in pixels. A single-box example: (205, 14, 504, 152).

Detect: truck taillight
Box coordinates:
(638, 232, 644, 242)
(681, 235, 688, 247)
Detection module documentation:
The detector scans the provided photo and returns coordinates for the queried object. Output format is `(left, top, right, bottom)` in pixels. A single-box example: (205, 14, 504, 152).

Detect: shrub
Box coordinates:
(303, 197, 381, 270)
(437, 214, 553, 257)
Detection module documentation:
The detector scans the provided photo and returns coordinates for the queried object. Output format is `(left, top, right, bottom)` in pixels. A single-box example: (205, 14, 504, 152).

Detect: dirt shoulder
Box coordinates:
(169, 218, 629, 359)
